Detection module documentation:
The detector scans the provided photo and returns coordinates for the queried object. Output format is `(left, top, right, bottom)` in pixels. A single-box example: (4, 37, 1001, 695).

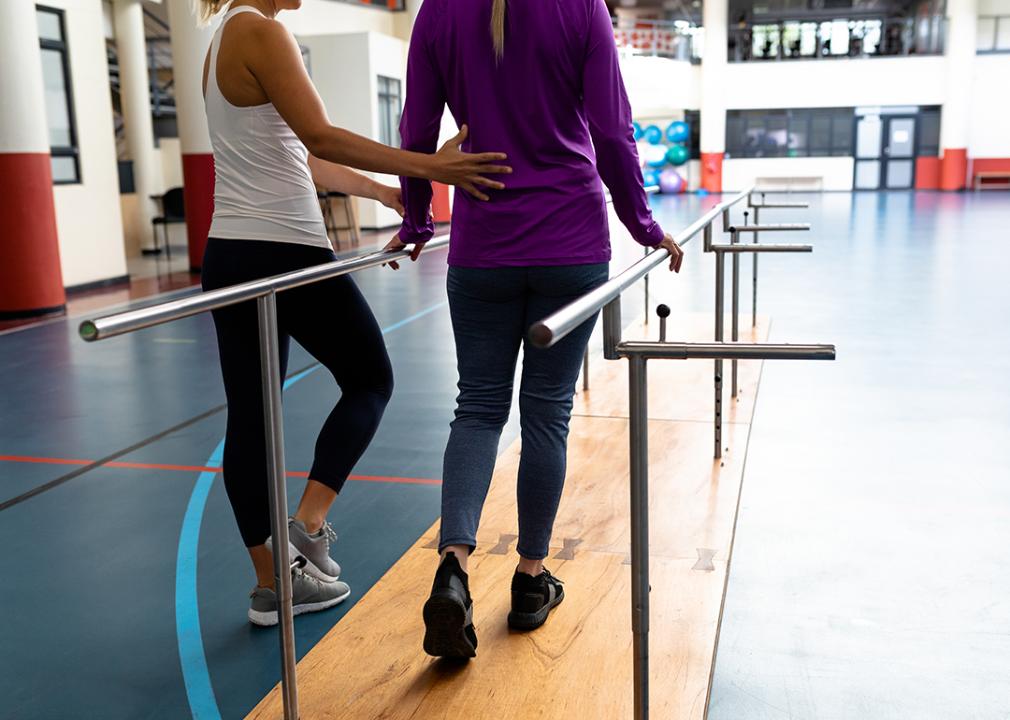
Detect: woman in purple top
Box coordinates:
(387, 0, 683, 657)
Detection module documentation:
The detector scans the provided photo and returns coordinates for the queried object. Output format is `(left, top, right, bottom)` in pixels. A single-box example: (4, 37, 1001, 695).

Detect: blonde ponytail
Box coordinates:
(193, 0, 231, 26)
(491, 0, 507, 61)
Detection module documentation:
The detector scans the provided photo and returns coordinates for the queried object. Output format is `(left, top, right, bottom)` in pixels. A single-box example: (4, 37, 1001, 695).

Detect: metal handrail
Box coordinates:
(80, 234, 450, 341)
(529, 185, 756, 349)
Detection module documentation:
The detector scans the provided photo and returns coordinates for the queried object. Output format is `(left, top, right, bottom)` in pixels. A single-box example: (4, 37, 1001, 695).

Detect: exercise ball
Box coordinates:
(643, 124, 663, 145)
(642, 143, 669, 169)
(666, 121, 690, 144)
(659, 169, 686, 194)
(643, 169, 661, 188)
(666, 144, 689, 166)
(633, 121, 643, 141)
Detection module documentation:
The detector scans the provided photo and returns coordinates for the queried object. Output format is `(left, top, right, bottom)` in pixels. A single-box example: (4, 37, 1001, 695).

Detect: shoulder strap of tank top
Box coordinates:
(208, 6, 266, 98)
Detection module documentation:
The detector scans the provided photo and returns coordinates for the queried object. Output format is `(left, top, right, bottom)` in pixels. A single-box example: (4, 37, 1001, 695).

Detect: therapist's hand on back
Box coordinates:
(660, 234, 684, 273)
(427, 125, 512, 202)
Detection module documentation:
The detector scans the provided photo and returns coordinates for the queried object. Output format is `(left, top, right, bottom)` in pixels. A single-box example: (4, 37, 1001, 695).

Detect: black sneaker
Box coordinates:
(507, 567, 565, 630)
(422, 553, 478, 658)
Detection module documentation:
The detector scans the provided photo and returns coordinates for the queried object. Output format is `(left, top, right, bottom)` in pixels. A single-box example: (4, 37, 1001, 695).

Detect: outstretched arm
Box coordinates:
(244, 16, 509, 197)
(308, 156, 403, 216)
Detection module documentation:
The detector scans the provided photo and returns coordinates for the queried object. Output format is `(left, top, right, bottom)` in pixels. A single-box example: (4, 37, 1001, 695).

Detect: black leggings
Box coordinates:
(202, 238, 394, 547)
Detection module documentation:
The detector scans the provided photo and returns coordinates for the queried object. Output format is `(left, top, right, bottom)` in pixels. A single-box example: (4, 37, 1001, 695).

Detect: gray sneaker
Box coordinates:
(266, 518, 342, 582)
(248, 569, 351, 627)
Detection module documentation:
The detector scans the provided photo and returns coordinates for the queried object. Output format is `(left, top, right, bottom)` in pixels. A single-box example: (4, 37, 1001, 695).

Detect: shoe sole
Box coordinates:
(422, 591, 477, 659)
(507, 587, 565, 630)
(248, 585, 352, 627)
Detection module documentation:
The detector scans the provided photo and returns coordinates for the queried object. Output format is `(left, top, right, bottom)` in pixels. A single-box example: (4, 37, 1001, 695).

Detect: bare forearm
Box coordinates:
(308, 156, 381, 199)
(308, 127, 431, 180)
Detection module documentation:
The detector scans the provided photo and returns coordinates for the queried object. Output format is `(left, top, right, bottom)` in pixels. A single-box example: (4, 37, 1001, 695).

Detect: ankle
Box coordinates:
(441, 546, 470, 574)
(516, 557, 543, 577)
(293, 511, 323, 535)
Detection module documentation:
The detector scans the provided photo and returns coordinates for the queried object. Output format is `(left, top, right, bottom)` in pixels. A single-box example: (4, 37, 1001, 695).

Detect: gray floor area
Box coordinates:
(704, 191, 1010, 720)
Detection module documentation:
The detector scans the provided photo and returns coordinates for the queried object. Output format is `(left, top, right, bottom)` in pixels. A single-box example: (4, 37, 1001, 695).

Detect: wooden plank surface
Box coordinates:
(248, 314, 769, 720)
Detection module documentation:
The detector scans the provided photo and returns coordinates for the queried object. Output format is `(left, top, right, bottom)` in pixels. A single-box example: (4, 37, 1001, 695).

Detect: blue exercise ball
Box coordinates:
(633, 121, 643, 141)
(643, 169, 661, 188)
(642, 144, 668, 169)
(666, 121, 690, 144)
(643, 124, 663, 145)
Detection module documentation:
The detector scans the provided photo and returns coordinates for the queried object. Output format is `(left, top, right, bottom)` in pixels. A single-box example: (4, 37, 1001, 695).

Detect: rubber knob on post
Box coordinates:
(656, 304, 671, 319)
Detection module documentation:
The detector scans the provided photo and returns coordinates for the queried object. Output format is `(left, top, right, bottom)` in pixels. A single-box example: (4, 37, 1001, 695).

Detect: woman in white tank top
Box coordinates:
(195, 0, 511, 625)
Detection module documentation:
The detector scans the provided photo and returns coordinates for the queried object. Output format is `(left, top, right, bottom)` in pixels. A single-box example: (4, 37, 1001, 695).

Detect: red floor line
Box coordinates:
(0, 455, 441, 486)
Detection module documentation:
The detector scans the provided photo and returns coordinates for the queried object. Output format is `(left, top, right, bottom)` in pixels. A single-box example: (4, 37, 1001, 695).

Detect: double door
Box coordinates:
(854, 115, 917, 190)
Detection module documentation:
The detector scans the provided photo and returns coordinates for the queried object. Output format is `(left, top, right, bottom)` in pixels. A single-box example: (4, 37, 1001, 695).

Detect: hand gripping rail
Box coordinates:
(79, 233, 450, 720)
(528, 186, 835, 720)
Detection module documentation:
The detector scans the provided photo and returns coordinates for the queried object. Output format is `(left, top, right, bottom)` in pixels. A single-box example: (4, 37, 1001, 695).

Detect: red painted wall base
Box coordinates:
(940, 148, 968, 191)
(0, 153, 65, 314)
(915, 157, 941, 190)
(182, 153, 215, 271)
(431, 182, 451, 223)
(701, 152, 723, 193)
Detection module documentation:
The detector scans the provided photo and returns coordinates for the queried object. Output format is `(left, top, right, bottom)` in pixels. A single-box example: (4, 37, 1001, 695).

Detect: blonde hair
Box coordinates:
(491, 0, 507, 61)
(194, 0, 232, 26)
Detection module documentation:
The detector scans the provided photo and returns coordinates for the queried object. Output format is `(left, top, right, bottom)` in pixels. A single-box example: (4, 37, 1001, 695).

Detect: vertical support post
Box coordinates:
(582, 348, 590, 392)
(256, 292, 299, 720)
(703, 222, 713, 253)
(643, 246, 650, 325)
(628, 355, 651, 720)
(714, 251, 725, 459)
(603, 296, 623, 361)
(731, 222, 741, 399)
(752, 206, 759, 328)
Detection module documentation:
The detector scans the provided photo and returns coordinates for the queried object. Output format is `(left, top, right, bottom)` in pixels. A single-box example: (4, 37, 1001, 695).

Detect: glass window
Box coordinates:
(36, 6, 79, 184)
(788, 113, 808, 156)
(832, 109, 854, 155)
(727, 107, 855, 158)
(918, 106, 941, 156)
(377, 75, 402, 147)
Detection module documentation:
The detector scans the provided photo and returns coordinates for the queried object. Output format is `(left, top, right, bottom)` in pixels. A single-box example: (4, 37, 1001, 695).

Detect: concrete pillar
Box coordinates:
(166, 0, 214, 271)
(112, 0, 159, 251)
(940, 0, 977, 190)
(700, 0, 728, 193)
(0, 0, 66, 317)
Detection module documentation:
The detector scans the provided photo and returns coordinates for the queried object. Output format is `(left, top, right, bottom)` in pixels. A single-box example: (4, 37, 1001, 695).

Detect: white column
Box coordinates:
(166, 0, 214, 269)
(940, 0, 977, 189)
(113, 0, 158, 251)
(0, 0, 66, 314)
(701, 0, 728, 192)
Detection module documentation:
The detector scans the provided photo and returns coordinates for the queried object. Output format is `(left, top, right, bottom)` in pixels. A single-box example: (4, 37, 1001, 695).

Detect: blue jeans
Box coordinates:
(440, 263, 609, 560)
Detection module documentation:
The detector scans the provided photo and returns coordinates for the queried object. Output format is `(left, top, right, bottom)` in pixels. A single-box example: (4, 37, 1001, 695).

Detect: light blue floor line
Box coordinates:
(174, 300, 447, 719)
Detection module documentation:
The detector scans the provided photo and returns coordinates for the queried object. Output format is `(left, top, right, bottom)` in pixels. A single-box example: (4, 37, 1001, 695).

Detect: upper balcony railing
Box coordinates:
(728, 15, 945, 62)
(613, 18, 703, 63)
(977, 15, 1010, 53)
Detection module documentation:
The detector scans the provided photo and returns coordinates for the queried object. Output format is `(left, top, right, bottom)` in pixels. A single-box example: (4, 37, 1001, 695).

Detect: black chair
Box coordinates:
(151, 187, 185, 259)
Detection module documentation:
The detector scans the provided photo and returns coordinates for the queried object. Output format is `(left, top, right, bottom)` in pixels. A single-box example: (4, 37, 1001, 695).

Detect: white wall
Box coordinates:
(50, 0, 128, 287)
(724, 57, 947, 109)
(723, 157, 855, 191)
(968, 54, 1010, 157)
(620, 55, 699, 115)
(978, 0, 1010, 13)
(279, 0, 396, 37)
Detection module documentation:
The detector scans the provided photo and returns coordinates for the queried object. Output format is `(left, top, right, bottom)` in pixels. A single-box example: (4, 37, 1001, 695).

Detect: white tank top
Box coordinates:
(206, 6, 330, 249)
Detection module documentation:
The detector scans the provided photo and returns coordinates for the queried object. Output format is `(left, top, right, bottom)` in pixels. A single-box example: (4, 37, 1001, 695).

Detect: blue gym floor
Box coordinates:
(2, 191, 1008, 719)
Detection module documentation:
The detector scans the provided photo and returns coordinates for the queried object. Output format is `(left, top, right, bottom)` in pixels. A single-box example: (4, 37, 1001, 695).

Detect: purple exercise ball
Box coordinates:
(659, 169, 685, 194)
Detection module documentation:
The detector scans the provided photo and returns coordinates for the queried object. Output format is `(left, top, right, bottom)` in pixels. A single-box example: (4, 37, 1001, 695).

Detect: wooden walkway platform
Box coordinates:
(249, 313, 770, 720)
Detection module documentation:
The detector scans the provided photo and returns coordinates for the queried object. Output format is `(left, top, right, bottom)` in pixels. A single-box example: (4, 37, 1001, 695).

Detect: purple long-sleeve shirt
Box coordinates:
(398, 0, 664, 267)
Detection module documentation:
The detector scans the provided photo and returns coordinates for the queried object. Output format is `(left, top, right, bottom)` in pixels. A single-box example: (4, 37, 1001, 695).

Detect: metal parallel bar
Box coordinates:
(726, 223, 810, 232)
(529, 185, 755, 349)
(643, 246, 650, 326)
(582, 349, 590, 392)
(257, 293, 299, 720)
(617, 341, 837, 361)
(628, 355, 650, 720)
(748, 202, 809, 209)
(714, 251, 725, 459)
(731, 228, 740, 398)
(80, 235, 452, 342)
(709, 244, 813, 253)
(603, 297, 623, 360)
